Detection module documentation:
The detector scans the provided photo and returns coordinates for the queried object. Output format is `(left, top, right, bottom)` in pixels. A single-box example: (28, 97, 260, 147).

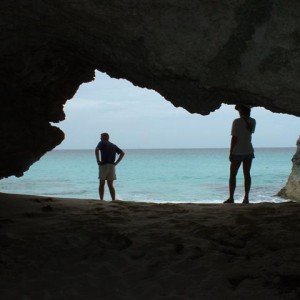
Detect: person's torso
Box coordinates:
(97, 141, 121, 164)
(231, 117, 256, 155)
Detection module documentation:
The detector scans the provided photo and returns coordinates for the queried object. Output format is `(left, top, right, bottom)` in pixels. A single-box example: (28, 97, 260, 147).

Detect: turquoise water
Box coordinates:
(0, 148, 295, 203)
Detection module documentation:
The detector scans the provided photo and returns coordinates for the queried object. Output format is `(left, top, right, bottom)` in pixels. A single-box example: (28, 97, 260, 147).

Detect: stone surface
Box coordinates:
(278, 136, 300, 200)
(0, 0, 300, 178)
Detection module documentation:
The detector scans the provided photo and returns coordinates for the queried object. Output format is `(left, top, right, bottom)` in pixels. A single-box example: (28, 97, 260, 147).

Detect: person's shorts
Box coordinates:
(231, 153, 255, 161)
(98, 164, 116, 180)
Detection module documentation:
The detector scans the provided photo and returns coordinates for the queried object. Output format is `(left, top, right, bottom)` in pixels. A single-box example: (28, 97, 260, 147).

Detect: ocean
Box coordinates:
(0, 148, 295, 203)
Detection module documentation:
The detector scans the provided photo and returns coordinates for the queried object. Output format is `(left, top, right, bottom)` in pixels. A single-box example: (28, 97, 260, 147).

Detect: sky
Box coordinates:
(56, 71, 300, 150)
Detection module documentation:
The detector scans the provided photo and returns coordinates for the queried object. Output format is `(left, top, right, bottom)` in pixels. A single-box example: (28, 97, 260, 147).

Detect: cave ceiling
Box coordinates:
(1, 0, 300, 178)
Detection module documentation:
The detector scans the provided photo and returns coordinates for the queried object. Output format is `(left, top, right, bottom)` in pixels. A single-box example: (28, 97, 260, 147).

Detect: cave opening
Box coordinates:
(0, 70, 299, 202)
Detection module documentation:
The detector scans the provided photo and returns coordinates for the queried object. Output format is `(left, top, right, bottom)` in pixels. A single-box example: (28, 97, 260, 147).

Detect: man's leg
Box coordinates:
(242, 159, 252, 203)
(107, 180, 116, 200)
(99, 180, 106, 200)
(225, 160, 242, 203)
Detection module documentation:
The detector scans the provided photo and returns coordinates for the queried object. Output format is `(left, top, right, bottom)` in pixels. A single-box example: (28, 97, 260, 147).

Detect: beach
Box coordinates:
(1, 193, 300, 300)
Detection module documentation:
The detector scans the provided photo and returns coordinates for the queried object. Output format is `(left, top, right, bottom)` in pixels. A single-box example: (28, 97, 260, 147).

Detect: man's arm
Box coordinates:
(95, 147, 100, 164)
(114, 151, 125, 165)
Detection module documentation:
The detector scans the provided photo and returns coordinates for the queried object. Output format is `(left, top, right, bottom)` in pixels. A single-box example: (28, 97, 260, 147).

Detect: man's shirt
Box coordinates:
(96, 141, 123, 164)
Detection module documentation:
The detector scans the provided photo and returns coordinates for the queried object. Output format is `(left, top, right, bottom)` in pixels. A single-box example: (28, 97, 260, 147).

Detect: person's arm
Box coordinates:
(114, 151, 125, 165)
(229, 136, 238, 161)
(95, 147, 101, 165)
(229, 119, 239, 161)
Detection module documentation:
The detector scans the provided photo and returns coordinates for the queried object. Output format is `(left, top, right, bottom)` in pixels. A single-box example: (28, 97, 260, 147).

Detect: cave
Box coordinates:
(2, 2, 300, 297)
(1, 0, 300, 181)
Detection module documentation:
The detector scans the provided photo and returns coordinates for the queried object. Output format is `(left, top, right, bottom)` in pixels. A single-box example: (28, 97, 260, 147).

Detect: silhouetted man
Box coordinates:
(95, 133, 125, 200)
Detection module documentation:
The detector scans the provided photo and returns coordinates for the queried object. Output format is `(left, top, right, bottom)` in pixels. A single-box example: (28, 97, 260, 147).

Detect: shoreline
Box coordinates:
(1, 192, 300, 299)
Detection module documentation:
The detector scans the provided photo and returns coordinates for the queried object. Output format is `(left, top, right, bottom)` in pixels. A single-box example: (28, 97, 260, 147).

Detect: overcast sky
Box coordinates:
(56, 71, 300, 150)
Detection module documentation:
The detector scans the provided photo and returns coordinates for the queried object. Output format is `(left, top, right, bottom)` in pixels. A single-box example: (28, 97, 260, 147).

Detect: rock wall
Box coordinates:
(278, 137, 300, 201)
(1, 0, 300, 179)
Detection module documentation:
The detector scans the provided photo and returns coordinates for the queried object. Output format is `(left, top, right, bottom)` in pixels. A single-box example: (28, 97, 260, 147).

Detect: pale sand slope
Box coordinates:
(0, 193, 300, 300)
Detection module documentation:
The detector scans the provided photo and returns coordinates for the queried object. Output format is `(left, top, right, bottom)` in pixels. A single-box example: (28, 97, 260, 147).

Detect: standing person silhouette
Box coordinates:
(224, 105, 256, 204)
(95, 133, 125, 201)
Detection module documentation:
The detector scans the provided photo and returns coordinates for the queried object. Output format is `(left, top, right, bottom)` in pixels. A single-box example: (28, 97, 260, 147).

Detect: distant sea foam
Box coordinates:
(0, 148, 295, 203)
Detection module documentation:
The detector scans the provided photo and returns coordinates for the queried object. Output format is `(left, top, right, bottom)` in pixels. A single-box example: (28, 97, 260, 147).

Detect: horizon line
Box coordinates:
(54, 146, 297, 151)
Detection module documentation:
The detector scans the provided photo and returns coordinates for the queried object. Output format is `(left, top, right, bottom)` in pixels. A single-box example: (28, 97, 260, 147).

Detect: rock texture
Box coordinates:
(1, 0, 300, 178)
(278, 136, 300, 200)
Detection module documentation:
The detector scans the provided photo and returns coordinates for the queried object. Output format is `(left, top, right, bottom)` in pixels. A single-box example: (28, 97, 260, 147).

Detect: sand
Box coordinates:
(0, 193, 300, 300)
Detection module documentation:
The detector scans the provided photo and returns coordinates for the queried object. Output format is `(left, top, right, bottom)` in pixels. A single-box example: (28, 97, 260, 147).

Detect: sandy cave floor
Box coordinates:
(0, 193, 300, 300)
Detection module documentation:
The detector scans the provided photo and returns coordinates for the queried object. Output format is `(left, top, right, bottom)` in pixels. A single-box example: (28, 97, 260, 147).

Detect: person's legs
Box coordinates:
(107, 180, 116, 200)
(242, 159, 252, 203)
(224, 160, 242, 203)
(99, 180, 106, 200)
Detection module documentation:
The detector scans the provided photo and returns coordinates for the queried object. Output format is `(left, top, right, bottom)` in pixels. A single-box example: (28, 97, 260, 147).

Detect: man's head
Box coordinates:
(101, 132, 109, 141)
(235, 104, 251, 117)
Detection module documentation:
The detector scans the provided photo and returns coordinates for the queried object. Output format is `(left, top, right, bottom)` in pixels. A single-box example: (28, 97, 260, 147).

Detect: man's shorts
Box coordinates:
(231, 153, 255, 161)
(99, 164, 116, 180)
